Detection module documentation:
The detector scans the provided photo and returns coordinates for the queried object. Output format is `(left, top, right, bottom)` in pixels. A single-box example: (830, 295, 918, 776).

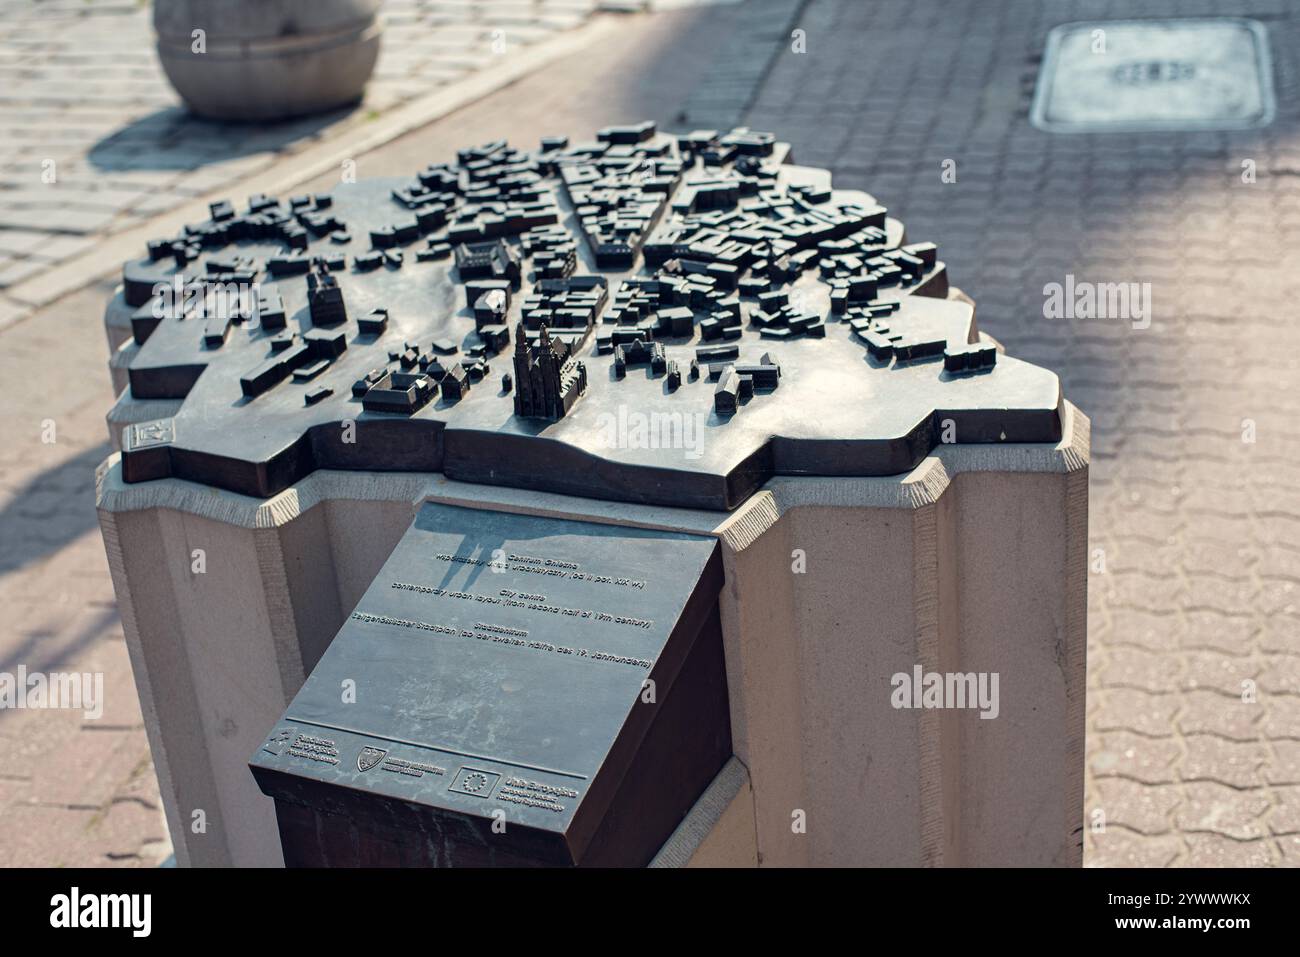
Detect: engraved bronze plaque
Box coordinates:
(249, 502, 729, 867)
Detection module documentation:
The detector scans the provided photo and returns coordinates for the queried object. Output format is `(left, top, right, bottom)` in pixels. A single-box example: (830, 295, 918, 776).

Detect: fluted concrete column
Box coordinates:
(97, 400, 1086, 866)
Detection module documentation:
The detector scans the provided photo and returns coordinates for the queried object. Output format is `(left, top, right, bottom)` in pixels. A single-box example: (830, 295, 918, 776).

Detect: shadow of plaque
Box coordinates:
(249, 502, 729, 867)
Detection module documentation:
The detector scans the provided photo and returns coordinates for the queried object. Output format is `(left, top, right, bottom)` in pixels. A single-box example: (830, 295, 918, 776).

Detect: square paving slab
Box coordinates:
(1031, 18, 1275, 133)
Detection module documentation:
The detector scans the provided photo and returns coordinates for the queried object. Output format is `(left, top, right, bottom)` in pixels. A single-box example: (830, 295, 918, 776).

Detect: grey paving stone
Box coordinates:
(735, 0, 1300, 867)
(4, 0, 1296, 869)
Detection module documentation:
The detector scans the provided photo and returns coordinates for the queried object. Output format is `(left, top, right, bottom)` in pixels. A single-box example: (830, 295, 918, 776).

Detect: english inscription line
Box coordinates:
(352, 609, 655, 668)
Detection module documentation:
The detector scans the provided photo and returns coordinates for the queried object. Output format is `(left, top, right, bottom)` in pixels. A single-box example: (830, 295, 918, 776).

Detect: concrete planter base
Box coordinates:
(154, 0, 382, 121)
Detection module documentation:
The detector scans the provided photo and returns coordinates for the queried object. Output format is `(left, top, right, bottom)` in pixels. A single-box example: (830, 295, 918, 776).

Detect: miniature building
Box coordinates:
(511, 322, 587, 421)
(306, 265, 347, 327)
(714, 366, 741, 414)
(612, 337, 666, 379)
(440, 363, 471, 402)
(455, 238, 521, 286)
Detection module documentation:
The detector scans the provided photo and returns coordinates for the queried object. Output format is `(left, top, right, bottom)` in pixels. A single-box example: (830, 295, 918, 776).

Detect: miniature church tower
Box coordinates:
(512, 322, 587, 421)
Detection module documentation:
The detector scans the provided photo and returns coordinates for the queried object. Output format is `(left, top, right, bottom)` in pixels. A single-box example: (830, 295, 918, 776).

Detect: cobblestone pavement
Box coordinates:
(0, 275, 170, 867)
(735, 0, 1300, 865)
(0, 0, 756, 870)
(2, 0, 1296, 866)
(0, 0, 664, 326)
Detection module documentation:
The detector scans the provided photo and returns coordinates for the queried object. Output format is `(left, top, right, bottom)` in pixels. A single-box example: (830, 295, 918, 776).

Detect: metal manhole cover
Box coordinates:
(1031, 18, 1275, 133)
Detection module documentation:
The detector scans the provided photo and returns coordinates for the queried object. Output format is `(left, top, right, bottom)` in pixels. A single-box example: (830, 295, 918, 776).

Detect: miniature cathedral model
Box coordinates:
(512, 322, 588, 421)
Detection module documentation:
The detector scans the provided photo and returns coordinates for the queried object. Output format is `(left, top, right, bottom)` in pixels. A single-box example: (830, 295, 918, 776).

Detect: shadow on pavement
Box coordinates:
(87, 104, 356, 173)
(0, 442, 111, 577)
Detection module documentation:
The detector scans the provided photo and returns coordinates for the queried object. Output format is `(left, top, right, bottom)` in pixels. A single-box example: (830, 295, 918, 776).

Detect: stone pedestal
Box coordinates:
(96, 401, 1087, 867)
(95, 121, 1089, 866)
